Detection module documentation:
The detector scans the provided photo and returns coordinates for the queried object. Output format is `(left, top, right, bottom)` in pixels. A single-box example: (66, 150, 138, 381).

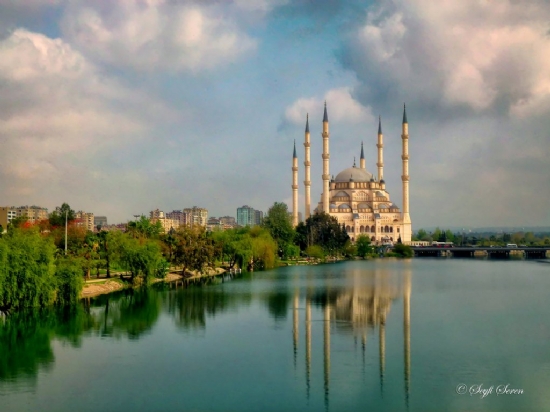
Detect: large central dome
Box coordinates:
(334, 167, 373, 183)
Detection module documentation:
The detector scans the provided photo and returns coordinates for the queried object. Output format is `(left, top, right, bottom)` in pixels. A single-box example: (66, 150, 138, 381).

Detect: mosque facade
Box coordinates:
(291, 103, 412, 245)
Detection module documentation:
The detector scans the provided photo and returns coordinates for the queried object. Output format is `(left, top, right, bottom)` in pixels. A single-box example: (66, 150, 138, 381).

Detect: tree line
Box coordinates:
(414, 227, 550, 246)
(0, 201, 407, 310)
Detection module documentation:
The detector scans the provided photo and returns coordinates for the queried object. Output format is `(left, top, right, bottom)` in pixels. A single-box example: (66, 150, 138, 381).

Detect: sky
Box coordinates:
(0, 0, 549, 228)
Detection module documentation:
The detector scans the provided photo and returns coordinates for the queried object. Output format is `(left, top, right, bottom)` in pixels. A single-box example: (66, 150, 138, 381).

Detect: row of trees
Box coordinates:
(414, 227, 550, 246)
(1, 201, 409, 310)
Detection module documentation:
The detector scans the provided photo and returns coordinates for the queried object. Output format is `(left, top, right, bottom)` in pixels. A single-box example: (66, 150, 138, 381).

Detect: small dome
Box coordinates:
(370, 176, 374, 182)
(335, 167, 373, 183)
(380, 179, 385, 184)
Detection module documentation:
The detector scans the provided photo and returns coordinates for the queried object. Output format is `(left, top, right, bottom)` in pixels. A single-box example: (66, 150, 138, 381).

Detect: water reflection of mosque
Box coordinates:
(292, 269, 411, 407)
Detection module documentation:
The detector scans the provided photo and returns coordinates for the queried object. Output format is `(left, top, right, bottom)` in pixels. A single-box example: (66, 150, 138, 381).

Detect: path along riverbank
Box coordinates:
(81, 267, 227, 299)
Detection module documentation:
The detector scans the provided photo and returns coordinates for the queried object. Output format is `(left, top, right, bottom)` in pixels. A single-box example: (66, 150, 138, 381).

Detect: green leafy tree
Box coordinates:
(355, 235, 372, 258)
(392, 244, 413, 258)
(295, 213, 349, 255)
(173, 226, 215, 276)
(49, 203, 76, 228)
(262, 202, 295, 258)
(305, 245, 325, 260)
(55, 258, 85, 306)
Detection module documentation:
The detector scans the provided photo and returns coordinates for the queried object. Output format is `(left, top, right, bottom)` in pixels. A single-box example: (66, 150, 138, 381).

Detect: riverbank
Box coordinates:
(80, 267, 226, 298)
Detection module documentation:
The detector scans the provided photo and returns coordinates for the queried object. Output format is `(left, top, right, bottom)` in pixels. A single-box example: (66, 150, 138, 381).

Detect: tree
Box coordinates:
(295, 213, 349, 255)
(49, 203, 76, 228)
(392, 243, 413, 258)
(355, 235, 372, 258)
(416, 229, 428, 240)
(127, 216, 162, 240)
(172, 226, 215, 276)
(262, 202, 295, 258)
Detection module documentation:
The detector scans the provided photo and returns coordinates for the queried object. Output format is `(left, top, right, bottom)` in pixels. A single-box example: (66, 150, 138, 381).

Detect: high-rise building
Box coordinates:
(94, 216, 108, 229)
(182, 206, 208, 227)
(75, 211, 95, 231)
(237, 205, 255, 227)
(254, 210, 264, 226)
(14, 205, 49, 224)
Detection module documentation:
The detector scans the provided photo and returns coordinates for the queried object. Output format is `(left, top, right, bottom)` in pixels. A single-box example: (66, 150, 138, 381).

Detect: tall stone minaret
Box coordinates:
(304, 114, 311, 220)
(377, 116, 384, 180)
(322, 102, 330, 213)
(401, 105, 412, 242)
(360, 142, 366, 170)
(292, 140, 299, 227)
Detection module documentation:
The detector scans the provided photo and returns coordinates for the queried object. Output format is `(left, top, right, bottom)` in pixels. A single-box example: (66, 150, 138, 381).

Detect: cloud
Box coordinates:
(283, 87, 374, 127)
(342, 0, 550, 117)
(0, 29, 168, 209)
(61, 0, 259, 72)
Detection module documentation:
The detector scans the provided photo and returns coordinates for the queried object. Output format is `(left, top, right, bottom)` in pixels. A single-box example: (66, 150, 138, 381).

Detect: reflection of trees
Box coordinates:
(266, 292, 289, 320)
(163, 284, 251, 331)
(0, 307, 95, 383)
(90, 288, 161, 340)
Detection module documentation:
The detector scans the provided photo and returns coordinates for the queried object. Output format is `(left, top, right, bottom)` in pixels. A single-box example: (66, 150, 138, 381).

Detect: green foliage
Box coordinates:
(55, 258, 84, 306)
(355, 235, 372, 258)
(262, 202, 295, 259)
(120, 238, 167, 282)
(305, 245, 325, 260)
(295, 213, 349, 255)
(0, 228, 56, 309)
(49, 203, 76, 228)
(392, 243, 413, 258)
(127, 216, 163, 239)
(172, 226, 215, 275)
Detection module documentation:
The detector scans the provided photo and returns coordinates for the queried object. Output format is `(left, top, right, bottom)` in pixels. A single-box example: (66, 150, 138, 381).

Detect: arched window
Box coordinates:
(356, 191, 368, 201)
(384, 225, 389, 233)
(346, 225, 351, 232)
(371, 225, 375, 232)
(360, 225, 365, 233)
(397, 228, 400, 233)
(365, 226, 370, 233)
(371, 236, 375, 241)
(390, 227, 393, 233)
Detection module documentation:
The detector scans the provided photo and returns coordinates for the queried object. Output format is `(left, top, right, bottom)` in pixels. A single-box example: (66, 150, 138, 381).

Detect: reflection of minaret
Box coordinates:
(324, 303, 331, 409)
(293, 292, 299, 368)
(305, 296, 311, 398)
(404, 270, 411, 402)
(379, 314, 386, 394)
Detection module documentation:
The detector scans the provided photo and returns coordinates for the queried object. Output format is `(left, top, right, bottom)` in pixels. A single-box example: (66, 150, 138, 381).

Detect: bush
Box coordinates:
(55, 258, 84, 306)
(392, 244, 413, 258)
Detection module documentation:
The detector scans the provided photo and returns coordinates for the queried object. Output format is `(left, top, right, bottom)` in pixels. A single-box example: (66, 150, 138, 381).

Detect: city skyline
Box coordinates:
(1, 1, 549, 228)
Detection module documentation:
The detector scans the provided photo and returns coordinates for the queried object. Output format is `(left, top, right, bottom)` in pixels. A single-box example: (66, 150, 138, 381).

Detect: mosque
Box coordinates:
(291, 103, 412, 244)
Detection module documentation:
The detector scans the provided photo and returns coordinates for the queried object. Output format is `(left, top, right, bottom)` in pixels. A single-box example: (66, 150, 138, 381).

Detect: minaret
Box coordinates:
(377, 116, 384, 180)
(292, 140, 299, 227)
(401, 105, 412, 242)
(322, 102, 330, 213)
(360, 142, 366, 170)
(304, 114, 311, 219)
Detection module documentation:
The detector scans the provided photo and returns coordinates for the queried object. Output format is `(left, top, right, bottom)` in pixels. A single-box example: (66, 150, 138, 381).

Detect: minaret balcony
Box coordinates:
(401, 175, 410, 181)
(322, 154, 330, 160)
(401, 154, 409, 160)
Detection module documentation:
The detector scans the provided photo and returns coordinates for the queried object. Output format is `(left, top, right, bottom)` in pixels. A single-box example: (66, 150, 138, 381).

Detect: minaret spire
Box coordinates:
(321, 102, 330, 213)
(292, 140, 299, 227)
(360, 142, 365, 170)
(377, 115, 384, 181)
(401, 104, 411, 243)
(304, 114, 312, 220)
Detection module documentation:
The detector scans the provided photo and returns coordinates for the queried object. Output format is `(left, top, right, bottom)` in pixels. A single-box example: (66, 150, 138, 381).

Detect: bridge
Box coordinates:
(411, 246, 550, 259)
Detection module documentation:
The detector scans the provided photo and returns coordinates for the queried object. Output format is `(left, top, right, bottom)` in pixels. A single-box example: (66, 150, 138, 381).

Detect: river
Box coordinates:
(1, 258, 550, 411)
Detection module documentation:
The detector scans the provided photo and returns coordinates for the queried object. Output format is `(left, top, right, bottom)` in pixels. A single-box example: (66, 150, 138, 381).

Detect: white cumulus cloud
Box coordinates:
(285, 87, 374, 125)
(61, 0, 258, 72)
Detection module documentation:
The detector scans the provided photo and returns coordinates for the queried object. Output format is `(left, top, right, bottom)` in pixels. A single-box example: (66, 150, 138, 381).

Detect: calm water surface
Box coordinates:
(2, 259, 550, 412)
